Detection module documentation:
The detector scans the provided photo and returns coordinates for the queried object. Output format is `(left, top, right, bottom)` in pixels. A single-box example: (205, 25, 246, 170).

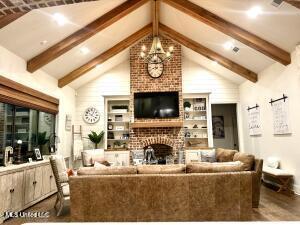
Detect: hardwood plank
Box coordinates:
(283, 0, 300, 9)
(58, 24, 152, 88)
(131, 121, 183, 128)
(159, 23, 258, 82)
(0, 12, 27, 29)
(27, 0, 150, 73)
(162, 0, 291, 65)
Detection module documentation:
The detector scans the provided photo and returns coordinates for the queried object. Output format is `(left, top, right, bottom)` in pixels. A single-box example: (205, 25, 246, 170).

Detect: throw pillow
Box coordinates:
(233, 152, 255, 171)
(78, 166, 137, 175)
(94, 161, 108, 168)
(137, 164, 186, 174)
(200, 149, 216, 162)
(216, 148, 238, 162)
(186, 161, 243, 173)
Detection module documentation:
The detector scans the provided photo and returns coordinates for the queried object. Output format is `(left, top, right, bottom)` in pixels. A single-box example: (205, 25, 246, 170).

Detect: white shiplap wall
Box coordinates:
(182, 58, 239, 103)
(75, 61, 130, 149)
(75, 58, 240, 148)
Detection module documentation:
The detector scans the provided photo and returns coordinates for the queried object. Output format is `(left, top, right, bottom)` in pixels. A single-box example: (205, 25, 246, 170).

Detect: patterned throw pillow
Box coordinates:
(200, 149, 216, 163)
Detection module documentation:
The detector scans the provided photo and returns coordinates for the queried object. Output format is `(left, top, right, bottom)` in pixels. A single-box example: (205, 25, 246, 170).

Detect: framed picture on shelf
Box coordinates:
(115, 115, 123, 122)
(34, 148, 43, 161)
(212, 116, 225, 138)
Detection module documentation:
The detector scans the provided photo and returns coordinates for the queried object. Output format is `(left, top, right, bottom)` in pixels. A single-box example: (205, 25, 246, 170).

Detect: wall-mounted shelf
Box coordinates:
(131, 121, 183, 128)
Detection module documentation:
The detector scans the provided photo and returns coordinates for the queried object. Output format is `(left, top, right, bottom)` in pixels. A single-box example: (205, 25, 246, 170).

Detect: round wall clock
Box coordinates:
(147, 56, 164, 78)
(83, 107, 100, 124)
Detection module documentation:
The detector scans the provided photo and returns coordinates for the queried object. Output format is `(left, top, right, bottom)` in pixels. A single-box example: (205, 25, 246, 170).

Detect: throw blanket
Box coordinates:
(73, 139, 83, 161)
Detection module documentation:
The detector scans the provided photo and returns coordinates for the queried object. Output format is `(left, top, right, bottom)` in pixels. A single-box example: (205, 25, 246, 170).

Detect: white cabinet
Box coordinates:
(42, 165, 56, 195)
(0, 161, 57, 223)
(104, 151, 130, 166)
(0, 171, 24, 220)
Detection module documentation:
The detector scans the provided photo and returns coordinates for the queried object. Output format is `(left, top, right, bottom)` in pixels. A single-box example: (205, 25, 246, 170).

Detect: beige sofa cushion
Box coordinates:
(233, 152, 255, 171)
(186, 161, 243, 173)
(81, 149, 105, 166)
(216, 148, 238, 162)
(137, 164, 186, 174)
(78, 166, 137, 175)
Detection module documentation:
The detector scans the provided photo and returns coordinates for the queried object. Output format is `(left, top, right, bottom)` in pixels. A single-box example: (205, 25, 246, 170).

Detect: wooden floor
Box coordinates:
(3, 185, 300, 224)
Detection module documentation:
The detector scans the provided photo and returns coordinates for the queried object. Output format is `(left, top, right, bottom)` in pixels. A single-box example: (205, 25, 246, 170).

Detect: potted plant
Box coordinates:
(88, 131, 104, 149)
(184, 101, 191, 111)
(37, 131, 49, 155)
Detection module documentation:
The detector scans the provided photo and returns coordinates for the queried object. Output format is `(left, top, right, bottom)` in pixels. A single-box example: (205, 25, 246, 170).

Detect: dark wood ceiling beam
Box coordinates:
(159, 23, 257, 82)
(162, 0, 291, 66)
(283, 0, 300, 9)
(0, 12, 27, 29)
(58, 24, 152, 88)
(152, 0, 159, 36)
(27, 0, 150, 73)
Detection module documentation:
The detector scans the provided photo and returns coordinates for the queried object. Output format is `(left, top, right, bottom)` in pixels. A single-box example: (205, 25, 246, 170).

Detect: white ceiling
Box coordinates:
(0, 0, 299, 89)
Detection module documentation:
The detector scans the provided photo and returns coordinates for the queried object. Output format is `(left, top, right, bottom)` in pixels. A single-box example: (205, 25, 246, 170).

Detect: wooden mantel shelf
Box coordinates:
(131, 121, 183, 128)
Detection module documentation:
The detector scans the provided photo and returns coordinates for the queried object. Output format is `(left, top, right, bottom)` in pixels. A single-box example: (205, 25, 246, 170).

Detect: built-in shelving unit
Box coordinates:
(183, 94, 213, 148)
(105, 96, 130, 150)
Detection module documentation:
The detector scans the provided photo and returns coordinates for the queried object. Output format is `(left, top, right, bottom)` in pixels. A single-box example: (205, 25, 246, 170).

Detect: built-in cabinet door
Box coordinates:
(24, 168, 35, 205)
(0, 174, 12, 216)
(185, 150, 200, 164)
(34, 167, 43, 200)
(42, 165, 56, 194)
(10, 171, 24, 211)
(42, 165, 51, 195)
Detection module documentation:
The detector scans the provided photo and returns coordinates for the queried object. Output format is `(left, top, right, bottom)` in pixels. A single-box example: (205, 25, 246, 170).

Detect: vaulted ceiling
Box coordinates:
(0, 0, 299, 89)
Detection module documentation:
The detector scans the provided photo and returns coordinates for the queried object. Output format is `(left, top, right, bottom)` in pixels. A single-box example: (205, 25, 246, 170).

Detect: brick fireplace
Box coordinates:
(129, 35, 184, 162)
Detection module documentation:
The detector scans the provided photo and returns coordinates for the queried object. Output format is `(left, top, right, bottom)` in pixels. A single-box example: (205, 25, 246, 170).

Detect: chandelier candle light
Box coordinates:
(140, 0, 174, 64)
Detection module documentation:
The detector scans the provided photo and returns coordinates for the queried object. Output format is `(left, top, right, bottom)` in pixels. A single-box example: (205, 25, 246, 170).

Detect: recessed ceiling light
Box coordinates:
(40, 40, 48, 45)
(95, 64, 102, 69)
(223, 41, 235, 51)
(53, 13, 68, 26)
(80, 47, 90, 55)
(211, 61, 218, 66)
(247, 6, 262, 19)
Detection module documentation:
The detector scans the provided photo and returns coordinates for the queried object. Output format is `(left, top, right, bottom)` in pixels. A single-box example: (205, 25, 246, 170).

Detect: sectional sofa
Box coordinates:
(69, 149, 263, 222)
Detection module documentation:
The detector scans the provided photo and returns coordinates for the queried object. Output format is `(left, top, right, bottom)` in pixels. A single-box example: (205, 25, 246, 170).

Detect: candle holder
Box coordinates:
(13, 140, 23, 165)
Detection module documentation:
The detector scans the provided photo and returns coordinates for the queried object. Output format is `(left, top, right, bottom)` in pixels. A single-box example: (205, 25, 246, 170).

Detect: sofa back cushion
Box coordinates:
(233, 152, 255, 171)
(200, 149, 216, 162)
(216, 148, 238, 162)
(78, 166, 137, 175)
(137, 164, 186, 174)
(81, 149, 105, 166)
(186, 161, 243, 173)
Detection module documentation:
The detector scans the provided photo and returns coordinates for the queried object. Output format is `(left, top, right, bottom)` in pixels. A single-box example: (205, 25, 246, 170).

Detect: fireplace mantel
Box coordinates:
(131, 121, 183, 128)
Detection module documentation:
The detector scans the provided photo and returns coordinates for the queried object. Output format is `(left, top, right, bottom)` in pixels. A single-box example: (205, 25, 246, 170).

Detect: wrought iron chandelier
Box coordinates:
(140, 0, 174, 64)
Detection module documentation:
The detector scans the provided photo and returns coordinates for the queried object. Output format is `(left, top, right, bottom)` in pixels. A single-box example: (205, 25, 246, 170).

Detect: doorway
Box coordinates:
(211, 104, 239, 150)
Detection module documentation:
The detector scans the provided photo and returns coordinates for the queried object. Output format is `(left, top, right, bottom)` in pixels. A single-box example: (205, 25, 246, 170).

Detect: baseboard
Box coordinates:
(293, 184, 300, 195)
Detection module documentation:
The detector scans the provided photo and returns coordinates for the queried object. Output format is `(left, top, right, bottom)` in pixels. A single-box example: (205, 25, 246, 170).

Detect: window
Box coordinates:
(0, 102, 56, 160)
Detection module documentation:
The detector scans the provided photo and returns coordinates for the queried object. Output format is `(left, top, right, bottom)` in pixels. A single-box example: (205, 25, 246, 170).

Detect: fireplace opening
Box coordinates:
(143, 144, 173, 164)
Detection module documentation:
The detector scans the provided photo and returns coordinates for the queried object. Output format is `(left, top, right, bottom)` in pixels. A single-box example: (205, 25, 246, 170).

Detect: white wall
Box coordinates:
(0, 45, 76, 158)
(75, 61, 130, 149)
(182, 58, 240, 103)
(239, 50, 300, 194)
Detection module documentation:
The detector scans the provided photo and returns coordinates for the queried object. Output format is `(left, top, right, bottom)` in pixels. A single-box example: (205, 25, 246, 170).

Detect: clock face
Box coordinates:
(83, 107, 100, 124)
(147, 56, 164, 78)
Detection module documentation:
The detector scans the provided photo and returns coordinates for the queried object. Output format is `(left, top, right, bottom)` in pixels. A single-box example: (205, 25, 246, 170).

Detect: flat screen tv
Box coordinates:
(134, 91, 179, 118)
